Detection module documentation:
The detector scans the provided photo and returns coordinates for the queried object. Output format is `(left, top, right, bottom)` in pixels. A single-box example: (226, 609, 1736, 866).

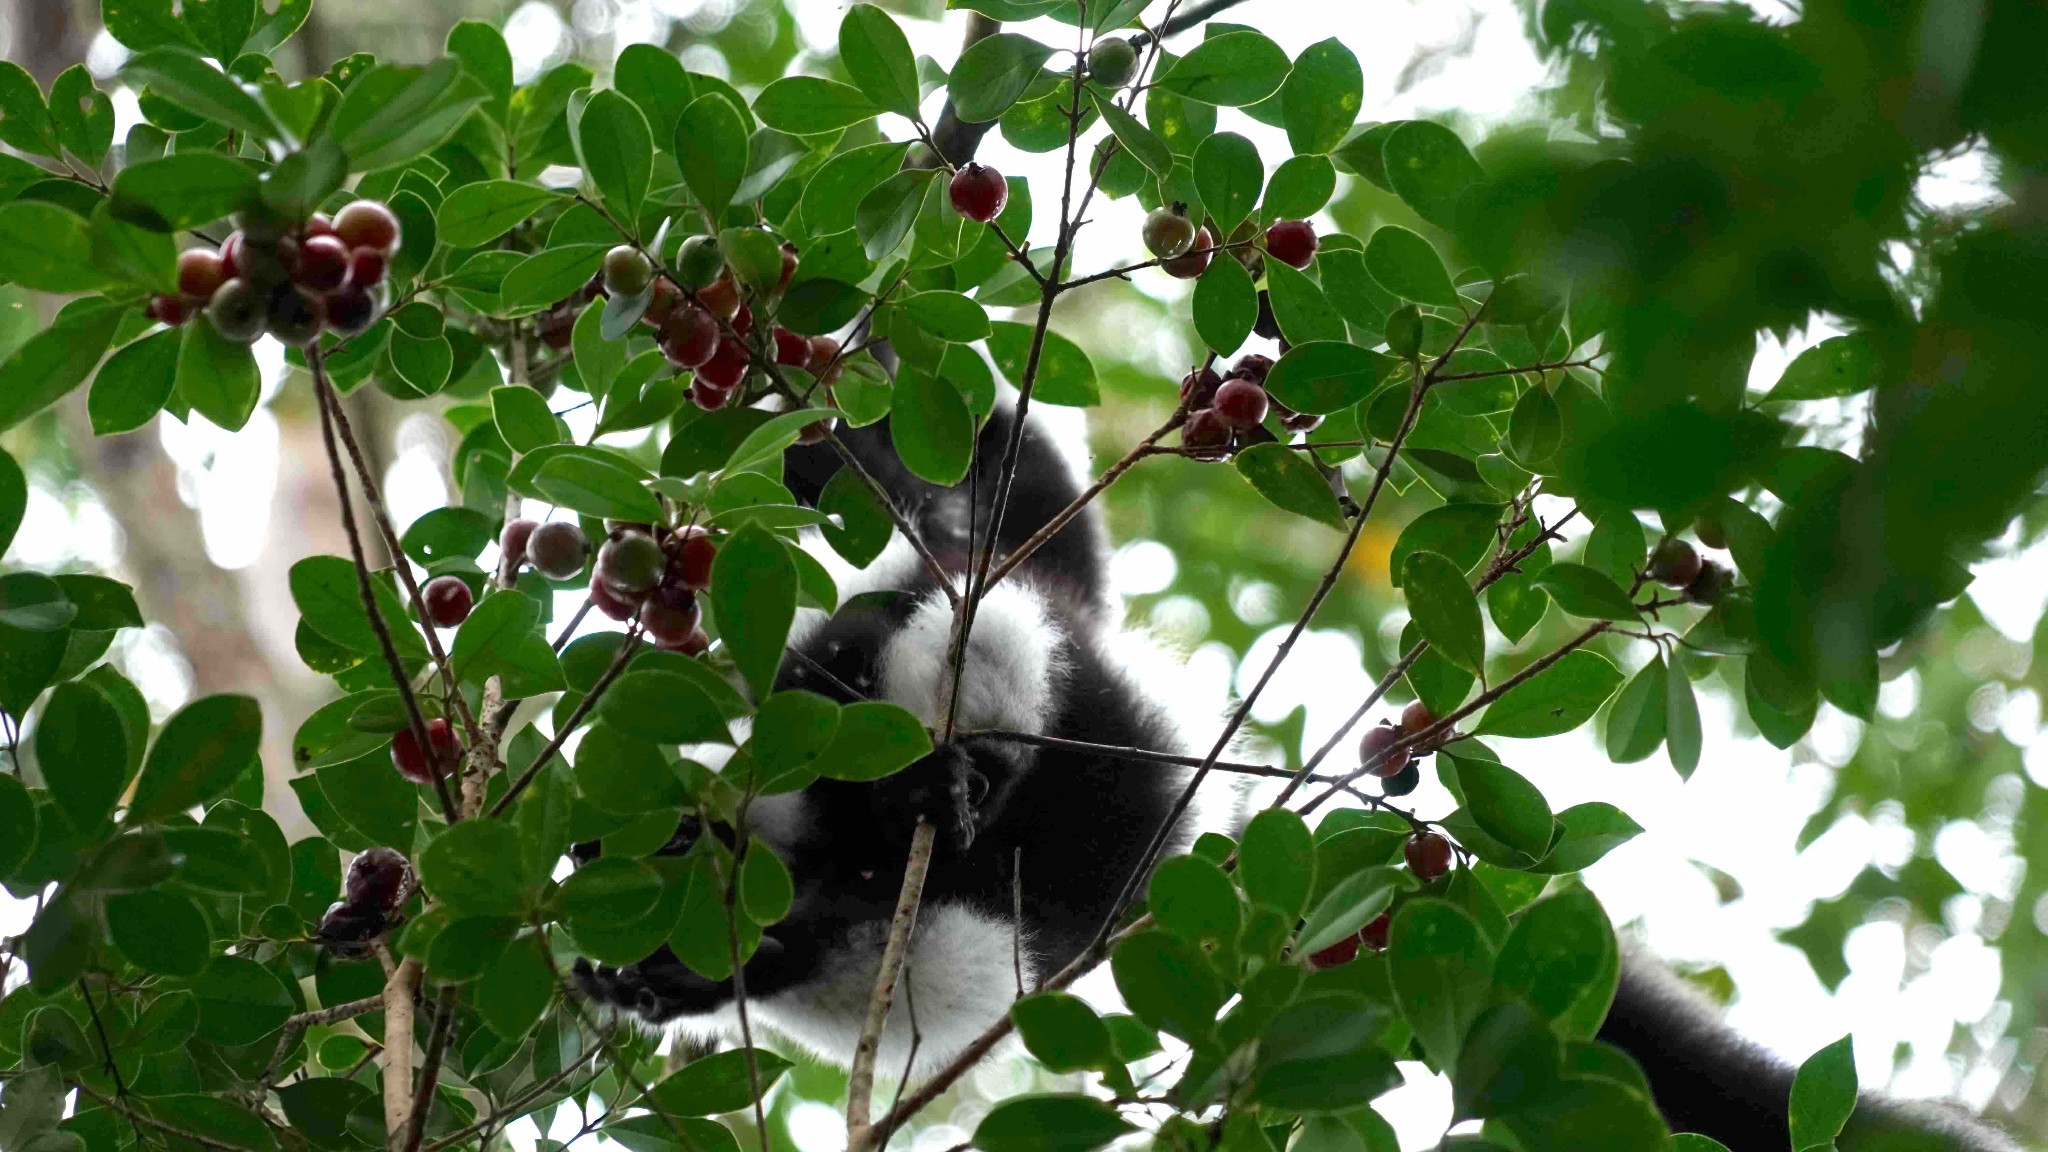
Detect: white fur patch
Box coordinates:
(789, 530, 932, 652)
(881, 584, 1064, 736)
(669, 903, 1029, 1075)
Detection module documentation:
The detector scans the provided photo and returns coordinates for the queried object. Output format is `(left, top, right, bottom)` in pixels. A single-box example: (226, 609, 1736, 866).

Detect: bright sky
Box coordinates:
(2, 2, 2031, 1149)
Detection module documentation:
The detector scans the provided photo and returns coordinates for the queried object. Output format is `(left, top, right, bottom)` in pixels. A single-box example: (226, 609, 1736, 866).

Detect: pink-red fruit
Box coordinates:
(949, 163, 1008, 224)
(391, 718, 460, 785)
(1405, 831, 1454, 880)
(334, 200, 401, 254)
(1161, 225, 1214, 279)
(421, 576, 473, 627)
(1265, 220, 1317, 268)
(528, 522, 590, 581)
(1213, 377, 1269, 430)
(1359, 722, 1410, 778)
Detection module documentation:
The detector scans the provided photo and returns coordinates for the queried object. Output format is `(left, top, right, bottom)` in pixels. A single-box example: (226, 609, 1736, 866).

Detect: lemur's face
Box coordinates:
(573, 572, 1075, 1071)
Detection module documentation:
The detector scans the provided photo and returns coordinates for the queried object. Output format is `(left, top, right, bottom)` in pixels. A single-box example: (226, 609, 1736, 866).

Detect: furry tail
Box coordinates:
(1600, 954, 2023, 1151)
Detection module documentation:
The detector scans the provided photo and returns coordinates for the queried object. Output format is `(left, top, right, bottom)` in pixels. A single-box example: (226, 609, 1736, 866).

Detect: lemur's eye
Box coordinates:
(964, 768, 991, 808)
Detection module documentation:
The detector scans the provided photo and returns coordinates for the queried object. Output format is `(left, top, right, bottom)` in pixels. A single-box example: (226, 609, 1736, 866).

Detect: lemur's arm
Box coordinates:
(1601, 954, 2023, 1151)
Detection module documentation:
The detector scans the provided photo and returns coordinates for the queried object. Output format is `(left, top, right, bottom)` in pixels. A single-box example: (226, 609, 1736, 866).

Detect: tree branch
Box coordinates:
(966, 729, 1347, 784)
(847, 820, 938, 1152)
(980, 410, 1184, 591)
(379, 947, 423, 1149)
(401, 985, 458, 1152)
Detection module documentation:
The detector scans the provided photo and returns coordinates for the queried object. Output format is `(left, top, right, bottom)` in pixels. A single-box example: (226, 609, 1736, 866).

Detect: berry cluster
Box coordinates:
(500, 516, 714, 654)
(1647, 537, 1730, 605)
(1303, 829, 1457, 969)
(316, 846, 412, 958)
(1177, 353, 1319, 460)
(150, 200, 401, 346)
(1359, 699, 1441, 797)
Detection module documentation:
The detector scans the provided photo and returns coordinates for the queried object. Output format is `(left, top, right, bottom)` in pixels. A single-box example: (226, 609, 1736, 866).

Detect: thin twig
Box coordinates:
(74, 1084, 242, 1151)
(822, 431, 962, 608)
(967, 730, 1346, 784)
(418, 1027, 615, 1152)
(488, 627, 640, 817)
(1130, 0, 1253, 45)
(79, 980, 145, 1149)
(980, 410, 1185, 591)
(401, 985, 458, 1152)
(847, 820, 938, 1152)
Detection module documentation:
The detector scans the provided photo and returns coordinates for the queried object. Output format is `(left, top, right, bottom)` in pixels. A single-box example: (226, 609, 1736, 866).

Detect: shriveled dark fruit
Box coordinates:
(1142, 204, 1197, 259)
(343, 847, 413, 915)
(949, 163, 1009, 224)
(642, 278, 680, 328)
(639, 593, 703, 647)
(1233, 354, 1274, 384)
(690, 379, 737, 411)
(297, 234, 352, 293)
(266, 284, 326, 347)
(146, 295, 192, 326)
(603, 244, 655, 298)
(676, 234, 724, 288)
(588, 573, 638, 622)
(177, 248, 229, 301)
(500, 518, 539, 569)
(1360, 912, 1392, 952)
(1648, 538, 1703, 588)
(698, 274, 741, 319)
(806, 335, 841, 375)
(1687, 560, 1729, 605)
(1306, 932, 1360, 969)
(1087, 36, 1139, 87)
(660, 307, 719, 369)
(671, 532, 717, 591)
(1161, 225, 1215, 279)
(1254, 291, 1282, 341)
(326, 286, 378, 336)
(421, 576, 474, 628)
(1180, 367, 1222, 408)
(539, 305, 576, 350)
(773, 326, 810, 367)
(1694, 515, 1728, 550)
(1213, 377, 1269, 429)
(776, 243, 799, 294)
(695, 338, 749, 391)
(317, 900, 385, 953)
(528, 521, 590, 580)
(1265, 219, 1318, 268)
(660, 626, 711, 656)
(1359, 722, 1411, 778)
(206, 279, 268, 343)
(1405, 830, 1454, 880)
(334, 200, 402, 254)
(391, 718, 460, 786)
(348, 247, 388, 290)
(1382, 759, 1421, 797)
(597, 530, 666, 595)
(1181, 408, 1232, 461)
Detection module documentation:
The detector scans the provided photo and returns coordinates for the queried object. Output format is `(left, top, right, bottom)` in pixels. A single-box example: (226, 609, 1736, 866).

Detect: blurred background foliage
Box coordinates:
(4, 0, 2046, 1147)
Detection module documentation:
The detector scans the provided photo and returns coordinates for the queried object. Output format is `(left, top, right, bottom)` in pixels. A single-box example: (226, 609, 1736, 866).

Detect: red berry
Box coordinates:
(177, 248, 229, 301)
(1161, 225, 1214, 279)
(528, 521, 590, 580)
(589, 573, 638, 621)
(420, 576, 473, 627)
(1213, 377, 1269, 430)
(1400, 700, 1435, 735)
(266, 283, 327, 347)
(1307, 932, 1361, 969)
(698, 275, 740, 320)
(304, 213, 335, 238)
(639, 593, 702, 647)
(1232, 354, 1274, 385)
(1180, 367, 1221, 408)
(296, 234, 352, 293)
(1687, 561, 1729, 605)
(597, 531, 665, 596)
(146, 294, 192, 326)
(500, 518, 538, 569)
(659, 627, 710, 656)
(773, 326, 809, 367)
(1648, 538, 1703, 588)
(219, 231, 244, 279)
(391, 718, 459, 785)
(776, 243, 799, 294)
(1360, 913, 1391, 952)
(696, 338, 749, 391)
(806, 335, 841, 374)
(730, 302, 753, 338)
(1182, 408, 1232, 461)
(348, 247, 388, 290)
(1405, 831, 1454, 881)
(1265, 220, 1318, 269)
(539, 305, 576, 350)
(690, 379, 737, 411)
(1359, 722, 1411, 778)
(949, 163, 1009, 223)
(334, 200, 401, 254)
(206, 279, 267, 343)
(672, 534, 717, 591)
(642, 278, 680, 328)
(660, 307, 720, 369)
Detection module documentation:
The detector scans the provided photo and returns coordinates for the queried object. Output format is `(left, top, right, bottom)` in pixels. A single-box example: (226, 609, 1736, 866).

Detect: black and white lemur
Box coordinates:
(573, 402, 2022, 1152)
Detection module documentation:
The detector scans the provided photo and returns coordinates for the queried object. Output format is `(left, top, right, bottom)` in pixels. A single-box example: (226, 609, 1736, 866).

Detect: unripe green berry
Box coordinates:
(1087, 37, 1138, 87)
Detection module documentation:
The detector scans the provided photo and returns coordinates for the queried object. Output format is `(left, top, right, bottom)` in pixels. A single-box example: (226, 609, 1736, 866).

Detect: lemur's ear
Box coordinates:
(881, 582, 1068, 737)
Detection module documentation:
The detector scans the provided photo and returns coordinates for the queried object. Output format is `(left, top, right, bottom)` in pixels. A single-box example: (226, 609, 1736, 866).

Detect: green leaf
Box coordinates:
(1295, 867, 1402, 957)
(1382, 120, 1482, 228)
(949, 33, 1056, 123)
(674, 93, 747, 220)
(1404, 551, 1486, 674)
(101, 0, 194, 53)
(491, 384, 561, 453)
(1192, 253, 1257, 356)
(1192, 131, 1262, 235)
(1768, 335, 1877, 401)
(974, 1095, 1135, 1152)
(597, 670, 728, 745)
(801, 141, 912, 236)
(326, 59, 488, 172)
(1665, 655, 1703, 777)
(891, 366, 975, 485)
(289, 555, 425, 661)
(0, 446, 22, 560)
(1491, 888, 1611, 1024)
(193, 955, 292, 1046)
(475, 935, 552, 1041)
(1092, 90, 1171, 177)
(0, 573, 74, 632)
(1529, 803, 1642, 875)
(1158, 31, 1292, 107)
(840, 5, 921, 117)
(750, 690, 841, 777)
(89, 203, 175, 292)
(126, 694, 261, 824)
(1234, 442, 1343, 529)
(438, 180, 563, 249)
(1147, 854, 1240, 946)
(1388, 898, 1494, 1069)
(1364, 225, 1460, 308)
(1458, 757, 1553, 859)
(1251, 993, 1404, 1113)
(855, 168, 935, 261)
(421, 820, 528, 917)
(1390, 503, 1504, 584)
(1012, 992, 1113, 1074)
(812, 701, 931, 782)
(1240, 808, 1314, 918)
(712, 523, 796, 698)
(0, 62, 55, 158)
(559, 857, 663, 928)
(177, 320, 261, 433)
(50, 66, 114, 166)
(447, 20, 514, 123)
(1529, 564, 1639, 621)
(574, 723, 684, 817)
(1476, 650, 1624, 739)
(754, 76, 879, 134)
(1263, 153, 1337, 220)
(105, 890, 209, 977)
(0, 201, 102, 293)
(571, 88, 654, 223)
(740, 841, 794, 924)
(901, 291, 991, 343)
(88, 328, 181, 435)
(1110, 929, 1224, 1042)
(0, 772, 33, 877)
(1280, 39, 1362, 155)
(1508, 384, 1563, 466)
(526, 446, 661, 522)
(649, 1048, 795, 1116)
(124, 49, 278, 142)
(1604, 656, 1668, 764)
(1790, 1035, 1858, 1151)
(1266, 340, 1393, 414)
(1266, 260, 1347, 346)
(35, 681, 129, 830)
(261, 138, 347, 222)
(988, 321, 1099, 406)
